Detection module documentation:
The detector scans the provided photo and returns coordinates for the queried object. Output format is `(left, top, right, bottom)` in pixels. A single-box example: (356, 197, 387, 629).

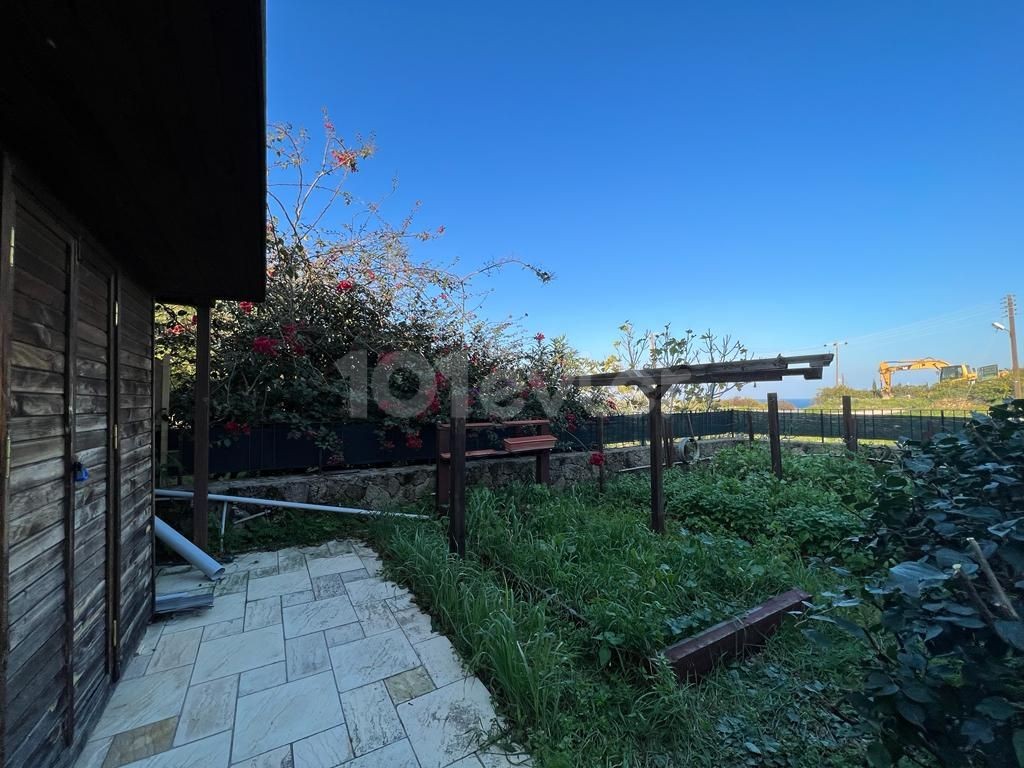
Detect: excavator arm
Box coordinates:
(878, 358, 952, 398)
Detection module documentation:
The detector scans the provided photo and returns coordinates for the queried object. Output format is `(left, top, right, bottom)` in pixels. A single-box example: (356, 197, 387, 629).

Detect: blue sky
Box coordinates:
(267, 1, 1023, 397)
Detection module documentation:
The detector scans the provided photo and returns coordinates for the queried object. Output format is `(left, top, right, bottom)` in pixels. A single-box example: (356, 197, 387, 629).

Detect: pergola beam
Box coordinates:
(570, 353, 833, 534)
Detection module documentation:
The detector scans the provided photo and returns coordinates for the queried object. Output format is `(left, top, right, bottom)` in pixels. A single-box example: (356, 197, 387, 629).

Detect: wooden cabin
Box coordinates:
(0, 4, 266, 767)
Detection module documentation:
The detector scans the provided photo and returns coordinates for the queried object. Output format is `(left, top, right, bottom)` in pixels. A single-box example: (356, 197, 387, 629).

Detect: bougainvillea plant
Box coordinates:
(155, 117, 593, 460)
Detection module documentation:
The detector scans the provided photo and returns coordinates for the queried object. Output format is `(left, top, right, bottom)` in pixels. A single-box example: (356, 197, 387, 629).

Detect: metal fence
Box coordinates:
(166, 408, 974, 476)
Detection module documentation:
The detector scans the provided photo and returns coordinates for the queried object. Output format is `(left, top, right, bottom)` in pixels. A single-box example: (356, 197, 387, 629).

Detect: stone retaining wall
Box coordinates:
(205, 438, 854, 511)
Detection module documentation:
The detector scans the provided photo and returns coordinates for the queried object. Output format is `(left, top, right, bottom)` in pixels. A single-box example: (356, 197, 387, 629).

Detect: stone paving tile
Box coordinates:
(386, 593, 416, 612)
(229, 744, 292, 768)
(74, 737, 112, 768)
(120, 654, 151, 682)
(343, 739, 419, 768)
(476, 746, 534, 767)
(247, 570, 312, 602)
(330, 629, 420, 692)
(396, 677, 500, 768)
(229, 551, 280, 572)
(285, 631, 330, 680)
(93, 666, 192, 740)
(415, 635, 469, 687)
(102, 716, 176, 767)
(306, 553, 363, 578)
(161, 592, 246, 635)
(232, 671, 343, 762)
(300, 543, 332, 559)
(327, 540, 355, 556)
(238, 662, 287, 697)
(310, 573, 346, 600)
(147, 627, 203, 674)
(174, 675, 238, 746)
(277, 548, 306, 573)
(357, 554, 383, 577)
(136, 623, 164, 655)
(155, 570, 215, 595)
(204, 617, 244, 642)
(385, 666, 436, 705)
(120, 730, 231, 768)
(250, 564, 280, 580)
(291, 724, 352, 768)
(282, 594, 356, 639)
(393, 606, 438, 644)
(244, 596, 282, 632)
(340, 568, 371, 583)
(192, 624, 285, 684)
(448, 757, 485, 768)
(323, 622, 364, 648)
(215, 571, 249, 597)
(280, 589, 314, 607)
(354, 601, 398, 636)
(344, 577, 407, 605)
(340, 681, 406, 756)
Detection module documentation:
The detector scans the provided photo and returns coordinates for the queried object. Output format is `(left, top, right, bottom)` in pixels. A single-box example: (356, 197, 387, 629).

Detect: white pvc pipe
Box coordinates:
(154, 516, 226, 580)
(155, 489, 429, 521)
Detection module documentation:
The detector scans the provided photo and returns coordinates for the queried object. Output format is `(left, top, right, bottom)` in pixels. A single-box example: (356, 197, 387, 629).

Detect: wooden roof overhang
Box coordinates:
(0, 1, 267, 302)
(569, 353, 833, 533)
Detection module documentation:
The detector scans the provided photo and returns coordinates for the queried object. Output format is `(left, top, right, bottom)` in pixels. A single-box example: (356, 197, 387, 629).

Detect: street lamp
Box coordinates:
(992, 320, 1021, 399)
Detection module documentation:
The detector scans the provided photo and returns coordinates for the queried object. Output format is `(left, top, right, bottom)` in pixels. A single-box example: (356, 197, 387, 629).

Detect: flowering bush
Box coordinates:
(156, 119, 593, 459)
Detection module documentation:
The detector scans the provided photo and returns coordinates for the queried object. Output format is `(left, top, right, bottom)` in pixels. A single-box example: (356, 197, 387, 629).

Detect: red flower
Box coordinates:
(606, 399, 617, 411)
(239, 301, 254, 314)
(225, 420, 239, 434)
(191, 315, 199, 326)
(437, 225, 446, 235)
(589, 452, 605, 466)
(168, 324, 185, 336)
(534, 332, 545, 342)
(336, 279, 355, 293)
(405, 434, 423, 450)
(252, 336, 279, 356)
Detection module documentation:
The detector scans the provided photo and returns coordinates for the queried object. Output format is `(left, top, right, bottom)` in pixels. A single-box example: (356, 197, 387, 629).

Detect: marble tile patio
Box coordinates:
(75, 540, 531, 768)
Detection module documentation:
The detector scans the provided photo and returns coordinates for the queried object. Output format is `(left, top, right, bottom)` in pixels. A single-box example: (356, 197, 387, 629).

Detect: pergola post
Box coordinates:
(448, 403, 467, 557)
(192, 304, 211, 549)
(767, 392, 783, 479)
(648, 385, 665, 533)
(596, 416, 606, 494)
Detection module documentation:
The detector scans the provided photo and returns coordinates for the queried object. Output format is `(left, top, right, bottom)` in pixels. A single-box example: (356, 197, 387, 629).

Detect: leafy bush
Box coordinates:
(826, 401, 1024, 766)
(645, 445, 876, 556)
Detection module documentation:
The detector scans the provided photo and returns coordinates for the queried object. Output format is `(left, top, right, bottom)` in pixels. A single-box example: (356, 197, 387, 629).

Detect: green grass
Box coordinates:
(366, 447, 880, 766)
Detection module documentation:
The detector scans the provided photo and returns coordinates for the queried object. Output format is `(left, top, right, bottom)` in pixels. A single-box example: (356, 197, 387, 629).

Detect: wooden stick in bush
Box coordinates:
(966, 537, 1021, 621)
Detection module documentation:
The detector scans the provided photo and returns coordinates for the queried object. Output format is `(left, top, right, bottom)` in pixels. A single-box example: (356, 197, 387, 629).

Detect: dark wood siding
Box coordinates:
(1, 163, 155, 768)
(116, 280, 154, 664)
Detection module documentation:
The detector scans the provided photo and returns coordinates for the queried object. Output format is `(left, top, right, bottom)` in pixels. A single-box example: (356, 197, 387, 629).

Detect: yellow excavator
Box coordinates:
(878, 359, 975, 398)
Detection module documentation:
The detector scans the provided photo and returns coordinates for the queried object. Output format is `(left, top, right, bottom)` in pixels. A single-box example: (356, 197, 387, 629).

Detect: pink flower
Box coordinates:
(239, 301, 254, 314)
(405, 434, 423, 450)
(534, 333, 545, 342)
(589, 452, 605, 467)
(336, 279, 355, 293)
(252, 336, 279, 356)
(168, 324, 185, 336)
(437, 225, 446, 235)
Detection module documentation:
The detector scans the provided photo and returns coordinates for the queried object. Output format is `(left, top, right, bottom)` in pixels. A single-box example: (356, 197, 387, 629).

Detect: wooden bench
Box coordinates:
(436, 419, 555, 513)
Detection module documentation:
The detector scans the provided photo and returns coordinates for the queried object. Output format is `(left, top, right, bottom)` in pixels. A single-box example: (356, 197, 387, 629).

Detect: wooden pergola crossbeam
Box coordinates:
(569, 353, 833, 533)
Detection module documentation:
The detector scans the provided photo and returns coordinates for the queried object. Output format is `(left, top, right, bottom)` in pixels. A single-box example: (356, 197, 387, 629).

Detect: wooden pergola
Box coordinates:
(568, 353, 834, 533)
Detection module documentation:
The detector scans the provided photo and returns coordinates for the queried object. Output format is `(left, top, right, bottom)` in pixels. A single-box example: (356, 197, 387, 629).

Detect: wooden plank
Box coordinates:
(648, 386, 665, 533)
(9, 435, 63, 469)
(12, 316, 66, 352)
(9, 475, 63, 519)
(8, 498, 62, 548)
(8, 557, 62, 626)
(8, 456, 64, 495)
(9, 414, 64, 441)
(8, 583, 63, 650)
(10, 340, 64, 372)
(0, 156, 14, 768)
(193, 304, 210, 548)
(9, 390, 64, 417)
(11, 366, 64, 393)
(9, 519, 64, 573)
(448, 413, 466, 557)
(842, 395, 857, 451)
(108, 270, 122, 681)
(767, 393, 783, 479)
(663, 589, 810, 681)
(13, 291, 64, 332)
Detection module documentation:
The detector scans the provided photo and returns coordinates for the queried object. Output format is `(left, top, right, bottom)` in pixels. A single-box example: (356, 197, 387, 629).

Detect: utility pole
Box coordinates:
(824, 341, 847, 388)
(1005, 294, 1021, 399)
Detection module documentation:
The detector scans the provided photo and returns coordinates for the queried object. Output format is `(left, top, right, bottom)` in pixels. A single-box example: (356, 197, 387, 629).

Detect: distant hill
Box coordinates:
(811, 377, 1017, 411)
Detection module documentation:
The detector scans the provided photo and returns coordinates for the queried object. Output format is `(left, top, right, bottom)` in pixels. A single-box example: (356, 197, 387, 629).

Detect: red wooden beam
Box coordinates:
(662, 588, 810, 681)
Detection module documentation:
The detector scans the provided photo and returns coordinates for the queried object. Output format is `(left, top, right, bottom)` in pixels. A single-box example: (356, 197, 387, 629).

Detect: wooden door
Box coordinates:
(4, 184, 118, 765)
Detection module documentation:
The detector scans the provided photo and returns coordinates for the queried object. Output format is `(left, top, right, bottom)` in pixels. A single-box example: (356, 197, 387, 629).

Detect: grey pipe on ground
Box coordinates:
(154, 516, 226, 580)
